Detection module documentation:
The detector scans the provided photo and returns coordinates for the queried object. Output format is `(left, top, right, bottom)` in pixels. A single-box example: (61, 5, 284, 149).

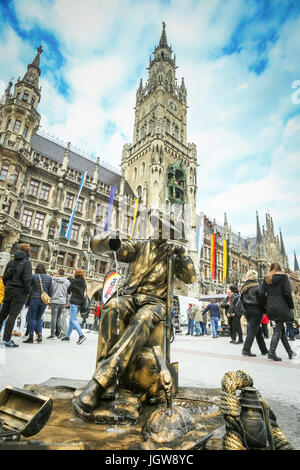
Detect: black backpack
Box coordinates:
(234, 294, 246, 316)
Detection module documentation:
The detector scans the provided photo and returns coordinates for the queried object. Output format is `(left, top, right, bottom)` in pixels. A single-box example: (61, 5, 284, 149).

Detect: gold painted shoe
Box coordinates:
(76, 379, 102, 413)
(101, 384, 117, 400)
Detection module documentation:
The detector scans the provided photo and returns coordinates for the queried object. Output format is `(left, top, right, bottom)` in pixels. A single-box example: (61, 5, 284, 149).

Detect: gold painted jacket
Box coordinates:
(116, 240, 196, 300)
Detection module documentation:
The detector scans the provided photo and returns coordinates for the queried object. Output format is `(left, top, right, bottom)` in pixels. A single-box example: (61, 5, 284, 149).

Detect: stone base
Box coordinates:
(0, 378, 225, 450)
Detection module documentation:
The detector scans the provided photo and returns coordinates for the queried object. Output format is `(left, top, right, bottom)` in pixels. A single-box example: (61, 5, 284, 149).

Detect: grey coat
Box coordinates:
(51, 277, 70, 304)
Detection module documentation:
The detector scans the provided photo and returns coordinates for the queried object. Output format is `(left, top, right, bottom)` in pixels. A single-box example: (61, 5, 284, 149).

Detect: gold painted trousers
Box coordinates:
(93, 294, 166, 389)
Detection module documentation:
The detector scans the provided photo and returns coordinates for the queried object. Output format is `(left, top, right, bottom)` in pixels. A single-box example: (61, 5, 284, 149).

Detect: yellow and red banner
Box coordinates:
(210, 233, 216, 280)
(130, 197, 141, 240)
(222, 239, 227, 284)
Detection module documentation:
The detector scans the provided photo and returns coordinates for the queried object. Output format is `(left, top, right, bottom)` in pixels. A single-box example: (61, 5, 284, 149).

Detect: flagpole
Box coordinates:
(66, 171, 87, 241)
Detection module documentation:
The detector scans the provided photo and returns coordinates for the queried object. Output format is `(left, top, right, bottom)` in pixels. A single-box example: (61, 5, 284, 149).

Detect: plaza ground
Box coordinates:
(1, 327, 300, 450)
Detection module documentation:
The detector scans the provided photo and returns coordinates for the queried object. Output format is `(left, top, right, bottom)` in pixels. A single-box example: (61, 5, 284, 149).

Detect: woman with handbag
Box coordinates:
(261, 262, 296, 361)
(61, 269, 87, 345)
(23, 264, 53, 344)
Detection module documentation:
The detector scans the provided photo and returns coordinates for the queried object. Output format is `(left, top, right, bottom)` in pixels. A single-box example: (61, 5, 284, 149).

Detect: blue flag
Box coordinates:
(104, 185, 117, 232)
(66, 171, 87, 240)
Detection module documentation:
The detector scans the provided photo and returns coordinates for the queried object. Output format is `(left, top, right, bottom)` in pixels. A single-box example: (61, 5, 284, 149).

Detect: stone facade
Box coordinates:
(0, 29, 299, 315)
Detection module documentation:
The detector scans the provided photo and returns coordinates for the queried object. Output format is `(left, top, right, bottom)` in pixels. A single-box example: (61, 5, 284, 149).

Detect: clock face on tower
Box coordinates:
(168, 99, 178, 113)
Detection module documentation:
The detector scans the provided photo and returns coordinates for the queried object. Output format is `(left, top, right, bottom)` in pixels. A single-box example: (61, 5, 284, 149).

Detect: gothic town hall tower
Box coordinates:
(121, 23, 198, 263)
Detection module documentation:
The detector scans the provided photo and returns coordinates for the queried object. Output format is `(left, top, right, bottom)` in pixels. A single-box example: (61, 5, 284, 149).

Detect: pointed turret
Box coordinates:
(0, 46, 42, 148)
(279, 228, 289, 271)
(159, 22, 168, 48)
(20, 45, 43, 90)
(294, 251, 299, 272)
(256, 211, 263, 244)
(279, 228, 286, 258)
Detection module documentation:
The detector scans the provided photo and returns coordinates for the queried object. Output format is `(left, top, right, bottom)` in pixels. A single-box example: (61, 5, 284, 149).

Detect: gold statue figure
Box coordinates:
(74, 214, 196, 415)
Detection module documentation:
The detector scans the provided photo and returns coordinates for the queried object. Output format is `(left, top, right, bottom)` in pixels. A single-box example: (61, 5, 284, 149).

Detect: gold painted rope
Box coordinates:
(220, 370, 293, 450)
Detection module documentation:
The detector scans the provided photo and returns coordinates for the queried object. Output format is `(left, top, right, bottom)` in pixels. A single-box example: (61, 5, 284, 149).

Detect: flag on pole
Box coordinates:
(196, 212, 205, 264)
(210, 233, 216, 280)
(222, 239, 228, 284)
(104, 185, 117, 232)
(130, 197, 141, 240)
(66, 171, 87, 241)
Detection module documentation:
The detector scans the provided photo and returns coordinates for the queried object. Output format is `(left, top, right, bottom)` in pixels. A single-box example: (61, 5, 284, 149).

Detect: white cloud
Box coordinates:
(1, 0, 300, 259)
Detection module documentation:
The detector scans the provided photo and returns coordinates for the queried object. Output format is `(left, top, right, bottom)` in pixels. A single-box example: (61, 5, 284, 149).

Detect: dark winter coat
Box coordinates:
(67, 277, 86, 306)
(3, 250, 32, 300)
(240, 280, 265, 318)
(31, 273, 53, 299)
(203, 302, 221, 318)
(261, 273, 294, 322)
(228, 293, 242, 316)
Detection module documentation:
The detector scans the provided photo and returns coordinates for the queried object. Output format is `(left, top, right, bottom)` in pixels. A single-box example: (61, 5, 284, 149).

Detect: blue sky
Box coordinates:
(0, 0, 300, 268)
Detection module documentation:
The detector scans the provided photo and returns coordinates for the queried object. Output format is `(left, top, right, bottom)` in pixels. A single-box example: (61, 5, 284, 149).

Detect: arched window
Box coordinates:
(165, 119, 170, 133)
(134, 167, 137, 180)
(142, 161, 145, 176)
(174, 126, 179, 140)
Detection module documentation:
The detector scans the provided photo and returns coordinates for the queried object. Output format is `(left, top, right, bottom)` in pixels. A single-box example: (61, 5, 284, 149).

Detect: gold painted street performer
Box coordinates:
(75, 215, 196, 414)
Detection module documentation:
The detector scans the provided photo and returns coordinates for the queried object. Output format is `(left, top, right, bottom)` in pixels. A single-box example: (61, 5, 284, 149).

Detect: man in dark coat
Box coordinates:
(261, 263, 296, 361)
(202, 300, 221, 338)
(0, 244, 33, 347)
(227, 285, 244, 344)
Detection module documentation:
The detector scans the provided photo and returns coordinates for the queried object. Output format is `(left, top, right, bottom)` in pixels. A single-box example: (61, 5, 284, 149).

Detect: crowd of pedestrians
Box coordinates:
(0, 244, 89, 348)
(184, 264, 298, 362)
(0, 243, 298, 365)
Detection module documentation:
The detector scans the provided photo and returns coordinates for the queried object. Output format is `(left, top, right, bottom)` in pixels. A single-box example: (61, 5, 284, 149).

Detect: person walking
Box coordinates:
(0, 274, 5, 340)
(221, 290, 235, 343)
(200, 306, 209, 335)
(193, 304, 203, 336)
(202, 300, 221, 338)
(228, 285, 244, 344)
(186, 303, 195, 336)
(23, 263, 53, 344)
(48, 269, 70, 340)
(61, 269, 86, 344)
(0, 274, 4, 312)
(0, 244, 32, 348)
(261, 314, 270, 339)
(240, 270, 269, 357)
(261, 263, 296, 361)
(12, 304, 28, 337)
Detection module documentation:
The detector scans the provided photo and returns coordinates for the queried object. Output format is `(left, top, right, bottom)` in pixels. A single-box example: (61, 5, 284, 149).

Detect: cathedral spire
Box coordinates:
(279, 228, 286, 258)
(21, 45, 43, 90)
(159, 22, 168, 48)
(32, 45, 43, 69)
(294, 251, 299, 272)
(256, 211, 262, 244)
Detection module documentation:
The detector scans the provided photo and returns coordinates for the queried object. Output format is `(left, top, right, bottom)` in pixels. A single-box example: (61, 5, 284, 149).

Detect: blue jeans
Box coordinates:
(200, 322, 208, 334)
(195, 322, 203, 335)
(210, 317, 219, 337)
(28, 298, 47, 336)
(187, 318, 194, 335)
(66, 304, 83, 338)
